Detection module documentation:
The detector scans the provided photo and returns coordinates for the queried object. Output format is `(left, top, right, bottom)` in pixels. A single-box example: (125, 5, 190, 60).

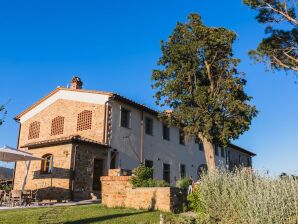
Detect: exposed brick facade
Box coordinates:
(101, 170, 185, 212)
(19, 99, 105, 147)
(14, 144, 73, 201)
(13, 98, 108, 201)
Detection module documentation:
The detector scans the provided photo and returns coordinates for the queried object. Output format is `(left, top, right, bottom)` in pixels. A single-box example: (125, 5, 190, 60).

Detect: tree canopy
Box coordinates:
(0, 104, 6, 126)
(244, 0, 298, 73)
(152, 14, 257, 170)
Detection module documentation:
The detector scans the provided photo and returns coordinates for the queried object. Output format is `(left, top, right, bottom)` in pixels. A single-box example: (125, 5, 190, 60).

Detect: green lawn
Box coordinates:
(0, 204, 161, 224)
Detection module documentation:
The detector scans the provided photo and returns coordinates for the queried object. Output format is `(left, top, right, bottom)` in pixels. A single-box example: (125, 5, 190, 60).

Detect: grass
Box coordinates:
(0, 204, 161, 224)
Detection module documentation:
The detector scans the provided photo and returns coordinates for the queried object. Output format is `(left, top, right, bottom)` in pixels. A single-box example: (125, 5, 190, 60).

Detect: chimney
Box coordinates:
(70, 76, 83, 89)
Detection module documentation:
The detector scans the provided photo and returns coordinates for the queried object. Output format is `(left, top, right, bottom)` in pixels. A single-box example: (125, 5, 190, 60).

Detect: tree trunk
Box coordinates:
(201, 137, 216, 173)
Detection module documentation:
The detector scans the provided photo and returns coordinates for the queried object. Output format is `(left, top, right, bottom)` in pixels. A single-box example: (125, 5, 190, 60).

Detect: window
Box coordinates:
(162, 124, 170, 141)
(195, 138, 204, 151)
(145, 160, 153, 169)
(239, 155, 242, 164)
(247, 157, 251, 167)
(179, 130, 185, 145)
(77, 110, 92, 131)
(163, 163, 170, 184)
(215, 145, 219, 156)
(110, 151, 118, 169)
(226, 151, 231, 164)
(221, 148, 225, 158)
(145, 117, 153, 135)
(180, 164, 186, 178)
(28, 121, 40, 140)
(50, 116, 64, 136)
(120, 107, 131, 128)
(41, 154, 53, 174)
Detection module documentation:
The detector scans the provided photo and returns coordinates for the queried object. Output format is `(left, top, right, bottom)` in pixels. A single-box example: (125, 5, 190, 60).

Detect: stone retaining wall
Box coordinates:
(100, 173, 185, 212)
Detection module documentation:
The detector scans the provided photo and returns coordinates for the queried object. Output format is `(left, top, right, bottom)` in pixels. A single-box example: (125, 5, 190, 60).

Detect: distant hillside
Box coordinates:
(0, 167, 13, 179)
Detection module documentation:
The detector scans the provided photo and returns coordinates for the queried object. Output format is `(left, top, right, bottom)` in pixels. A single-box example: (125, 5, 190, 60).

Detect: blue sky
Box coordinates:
(0, 0, 297, 174)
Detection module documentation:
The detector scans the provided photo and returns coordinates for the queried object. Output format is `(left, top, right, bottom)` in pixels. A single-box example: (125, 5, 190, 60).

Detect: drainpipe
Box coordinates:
(71, 144, 79, 201)
(140, 110, 144, 164)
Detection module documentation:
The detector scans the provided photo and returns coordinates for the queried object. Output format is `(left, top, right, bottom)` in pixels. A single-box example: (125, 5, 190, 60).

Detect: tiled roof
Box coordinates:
(14, 87, 158, 120)
(229, 143, 256, 156)
(21, 135, 109, 149)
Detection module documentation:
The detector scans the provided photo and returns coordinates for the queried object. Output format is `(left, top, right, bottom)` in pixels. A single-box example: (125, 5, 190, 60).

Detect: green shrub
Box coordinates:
(190, 169, 298, 224)
(187, 188, 205, 215)
(162, 213, 199, 224)
(176, 177, 191, 190)
(149, 179, 169, 187)
(131, 164, 169, 188)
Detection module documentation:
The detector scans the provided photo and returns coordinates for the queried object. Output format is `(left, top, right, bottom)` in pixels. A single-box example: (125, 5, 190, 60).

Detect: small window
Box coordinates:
(120, 107, 131, 128)
(163, 163, 170, 184)
(110, 151, 118, 169)
(162, 124, 170, 141)
(145, 160, 153, 169)
(221, 148, 225, 158)
(179, 130, 185, 145)
(28, 121, 40, 140)
(215, 145, 219, 156)
(145, 117, 153, 135)
(51, 116, 64, 136)
(180, 164, 186, 178)
(226, 151, 231, 164)
(247, 157, 251, 167)
(145, 160, 154, 178)
(239, 155, 242, 164)
(195, 137, 204, 151)
(77, 110, 92, 131)
(41, 154, 53, 174)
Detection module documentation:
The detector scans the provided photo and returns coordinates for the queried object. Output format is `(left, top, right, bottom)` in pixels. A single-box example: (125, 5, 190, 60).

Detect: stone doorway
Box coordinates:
(92, 158, 104, 192)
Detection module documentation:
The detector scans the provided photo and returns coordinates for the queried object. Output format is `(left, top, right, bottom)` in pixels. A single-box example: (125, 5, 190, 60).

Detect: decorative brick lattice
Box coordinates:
(28, 121, 40, 140)
(51, 116, 65, 136)
(77, 110, 92, 131)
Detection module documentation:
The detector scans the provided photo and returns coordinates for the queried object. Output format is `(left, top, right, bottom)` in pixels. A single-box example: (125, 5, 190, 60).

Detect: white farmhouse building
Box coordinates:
(13, 77, 256, 201)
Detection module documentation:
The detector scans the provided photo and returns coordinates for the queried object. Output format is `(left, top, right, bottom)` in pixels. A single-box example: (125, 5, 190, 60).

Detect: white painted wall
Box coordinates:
(108, 101, 232, 185)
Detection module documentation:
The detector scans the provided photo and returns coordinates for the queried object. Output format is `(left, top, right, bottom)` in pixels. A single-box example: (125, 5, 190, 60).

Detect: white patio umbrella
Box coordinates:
(0, 145, 43, 191)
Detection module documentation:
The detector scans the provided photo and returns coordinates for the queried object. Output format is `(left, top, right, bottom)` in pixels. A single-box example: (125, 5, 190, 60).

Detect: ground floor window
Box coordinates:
(41, 154, 53, 174)
(110, 151, 118, 169)
(163, 163, 170, 184)
(145, 160, 153, 168)
(180, 164, 186, 178)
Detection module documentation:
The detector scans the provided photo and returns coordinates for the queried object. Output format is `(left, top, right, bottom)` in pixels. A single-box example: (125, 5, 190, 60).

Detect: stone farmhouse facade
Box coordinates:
(13, 77, 256, 201)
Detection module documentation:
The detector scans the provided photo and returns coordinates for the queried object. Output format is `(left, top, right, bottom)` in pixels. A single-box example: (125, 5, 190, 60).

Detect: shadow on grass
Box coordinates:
(64, 211, 151, 224)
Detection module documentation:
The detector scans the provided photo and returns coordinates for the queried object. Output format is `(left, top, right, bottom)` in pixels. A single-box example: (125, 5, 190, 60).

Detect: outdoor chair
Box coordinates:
(0, 190, 4, 206)
(31, 189, 39, 204)
(9, 190, 22, 207)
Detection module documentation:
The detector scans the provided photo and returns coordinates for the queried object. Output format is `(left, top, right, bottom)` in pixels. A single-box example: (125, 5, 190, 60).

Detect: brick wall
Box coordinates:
(13, 144, 73, 201)
(14, 142, 108, 201)
(19, 99, 105, 147)
(73, 144, 108, 200)
(101, 171, 185, 212)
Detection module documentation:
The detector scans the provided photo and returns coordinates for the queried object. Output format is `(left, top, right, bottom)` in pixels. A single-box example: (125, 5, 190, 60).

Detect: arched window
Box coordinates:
(28, 121, 40, 140)
(77, 110, 92, 131)
(50, 116, 64, 136)
(41, 154, 53, 174)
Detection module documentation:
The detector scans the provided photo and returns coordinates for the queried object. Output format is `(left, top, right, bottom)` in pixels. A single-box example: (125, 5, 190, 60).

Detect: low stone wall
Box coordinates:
(101, 174, 185, 212)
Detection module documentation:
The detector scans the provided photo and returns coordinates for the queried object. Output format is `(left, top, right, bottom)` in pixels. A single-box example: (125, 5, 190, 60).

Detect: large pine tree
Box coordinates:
(0, 104, 5, 126)
(152, 14, 257, 171)
(244, 0, 298, 73)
